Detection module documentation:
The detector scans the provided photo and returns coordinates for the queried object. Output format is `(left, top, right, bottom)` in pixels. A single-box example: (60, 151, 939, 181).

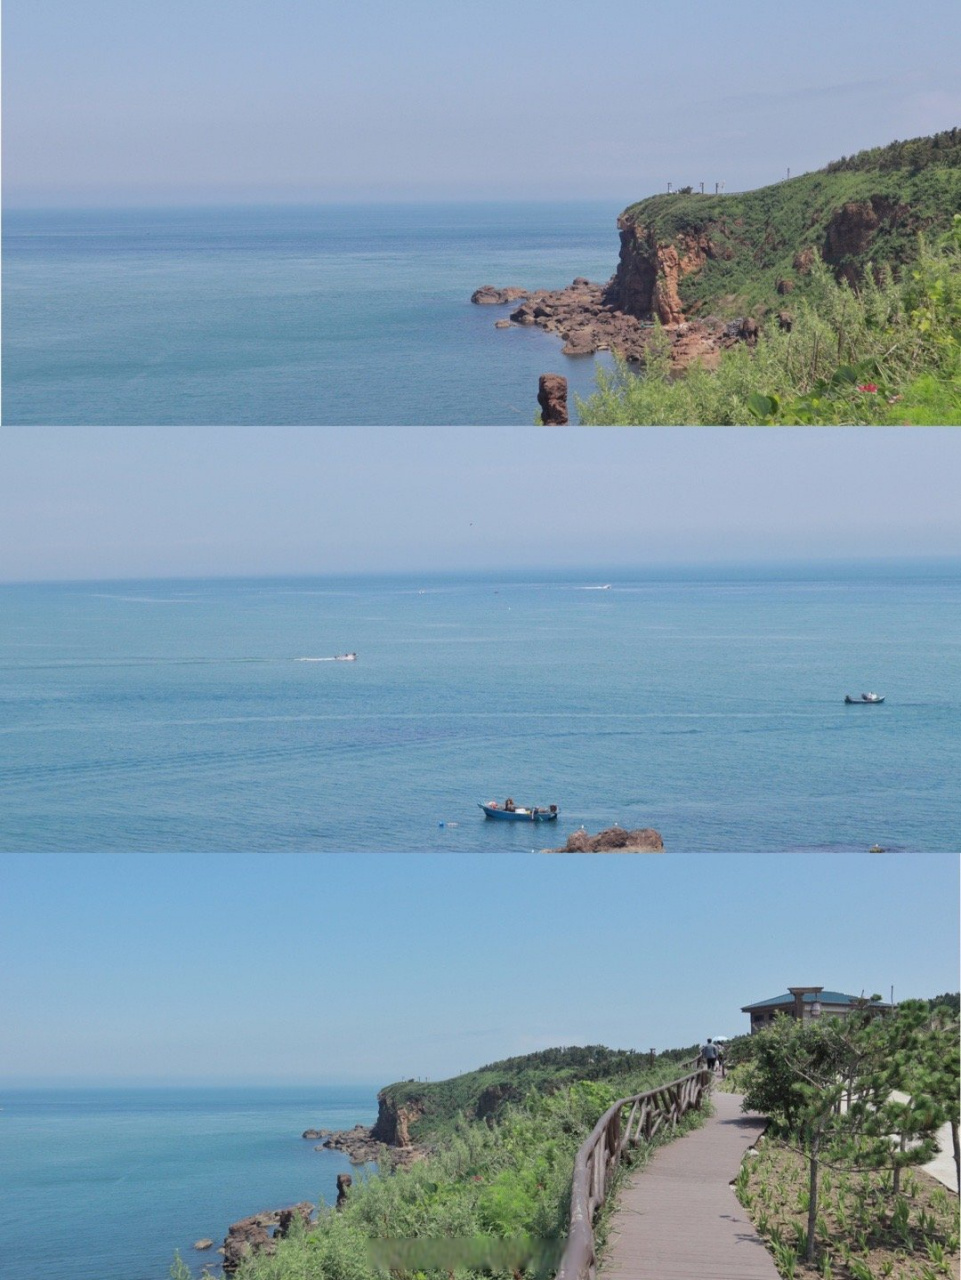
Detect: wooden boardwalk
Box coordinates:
(600, 1091, 780, 1280)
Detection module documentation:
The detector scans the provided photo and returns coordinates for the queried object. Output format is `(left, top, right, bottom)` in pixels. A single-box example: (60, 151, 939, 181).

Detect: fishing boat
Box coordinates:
(480, 801, 559, 822)
(844, 693, 884, 704)
(334, 653, 357, 661)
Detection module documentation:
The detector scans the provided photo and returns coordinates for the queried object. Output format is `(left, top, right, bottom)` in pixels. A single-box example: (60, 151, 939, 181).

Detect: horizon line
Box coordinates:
(3, 554, 961, 590)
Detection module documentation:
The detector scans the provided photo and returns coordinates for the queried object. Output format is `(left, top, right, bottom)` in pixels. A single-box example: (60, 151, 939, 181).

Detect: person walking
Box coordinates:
(700, 1037, 720, 1074)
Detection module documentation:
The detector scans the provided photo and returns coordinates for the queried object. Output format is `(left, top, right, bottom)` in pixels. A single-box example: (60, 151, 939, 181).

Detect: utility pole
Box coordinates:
(700, 181, 704, 194)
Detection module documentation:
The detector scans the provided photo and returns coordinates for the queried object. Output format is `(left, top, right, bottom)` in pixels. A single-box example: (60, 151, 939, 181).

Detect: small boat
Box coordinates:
(480, 802, 559, 822)
(844, 693, 884, 704)
(334, 653, 357, 661)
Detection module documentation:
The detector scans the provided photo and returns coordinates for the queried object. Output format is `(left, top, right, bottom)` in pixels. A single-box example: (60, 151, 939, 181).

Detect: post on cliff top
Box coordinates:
(537, 373, 568, 425)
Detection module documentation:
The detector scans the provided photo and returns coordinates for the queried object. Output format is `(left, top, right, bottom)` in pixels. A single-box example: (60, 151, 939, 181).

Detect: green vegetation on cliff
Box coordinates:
(209, 1047, 704, 1280)
(618, 129, 961, 318)
(578, 216, 961, 424)
(378, 1044, 698, 1143)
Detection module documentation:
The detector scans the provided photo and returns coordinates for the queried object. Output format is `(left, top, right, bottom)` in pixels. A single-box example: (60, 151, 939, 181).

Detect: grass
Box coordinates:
(577, 219, 961, 425)
(379, 1045, 699, 1144)
(616, 129, 961, 319)
(733, 1133, 960, 1280)
(218, 1063, 707, 1280)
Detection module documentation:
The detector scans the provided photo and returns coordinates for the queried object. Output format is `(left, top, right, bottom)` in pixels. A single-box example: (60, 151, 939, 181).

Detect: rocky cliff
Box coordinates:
(473, 129, 961, 367)
(371, 1090, 425, 1147)
(608, 130, 960, 324)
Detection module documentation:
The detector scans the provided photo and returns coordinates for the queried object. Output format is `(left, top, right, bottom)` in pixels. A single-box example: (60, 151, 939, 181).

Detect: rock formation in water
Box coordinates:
(556, 826, 664, 853)
(472, 129, 961, 374)
(222, 1203, 313, 1273)
(537, 374, 568, 424)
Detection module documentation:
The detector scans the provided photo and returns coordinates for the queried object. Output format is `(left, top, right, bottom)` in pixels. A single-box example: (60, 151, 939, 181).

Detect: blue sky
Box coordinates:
(4, 0, 960, 205)
(2, 427, 961, 581)
(1, 852, 957, 1084)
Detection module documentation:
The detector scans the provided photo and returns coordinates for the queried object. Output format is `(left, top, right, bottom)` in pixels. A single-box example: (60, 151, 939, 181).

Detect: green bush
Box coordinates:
(231, 1064, 701, 1280)
(577, 221, 961, 425)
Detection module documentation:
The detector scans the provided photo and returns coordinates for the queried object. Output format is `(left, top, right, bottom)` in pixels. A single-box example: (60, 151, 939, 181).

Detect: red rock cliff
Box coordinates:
(605, 220, 722, 323)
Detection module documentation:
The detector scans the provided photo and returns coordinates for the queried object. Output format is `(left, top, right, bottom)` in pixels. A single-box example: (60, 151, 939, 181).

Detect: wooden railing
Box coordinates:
(554, 1063, 714, 1280)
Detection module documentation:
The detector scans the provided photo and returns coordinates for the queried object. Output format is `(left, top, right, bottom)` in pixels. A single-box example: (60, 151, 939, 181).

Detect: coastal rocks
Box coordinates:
(505, 278, 654, 362)
(479, 275, 758, 375)
(471, 285, 530, 305)
(668, 321, 722, 371)
(321, 1123, 383, 1163)
(556, 826, 665, 853)
(222, 1203, 313, 1273)
(537, 374, 568, 424)
(372, 1092, 426, 1146)
(604, 222, 718, 324)
(363, 1091, 432, 1166)
(301, 1128, 331, 1140)
(478, 266, 765, 379)
(336, 1173, 352, 1209)
(193, 1239, 214, 1251)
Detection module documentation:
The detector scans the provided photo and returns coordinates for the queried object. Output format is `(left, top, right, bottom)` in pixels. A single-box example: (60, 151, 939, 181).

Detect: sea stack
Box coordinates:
(537, 374, 568, 424)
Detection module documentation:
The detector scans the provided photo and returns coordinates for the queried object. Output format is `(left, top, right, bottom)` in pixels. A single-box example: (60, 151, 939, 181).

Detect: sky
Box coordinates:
(2, 427, 961, 582)
(4, 0, 960, 206)
(0, 852, 957, 1084)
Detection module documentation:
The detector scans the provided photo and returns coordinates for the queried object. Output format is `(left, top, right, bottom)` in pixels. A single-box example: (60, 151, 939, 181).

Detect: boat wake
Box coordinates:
(295, 653, 358, 663)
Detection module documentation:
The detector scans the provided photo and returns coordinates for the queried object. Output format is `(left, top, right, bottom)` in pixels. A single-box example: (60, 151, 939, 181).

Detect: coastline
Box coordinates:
(472, 276, 764, 372)
(0, 1085, 377, 1280)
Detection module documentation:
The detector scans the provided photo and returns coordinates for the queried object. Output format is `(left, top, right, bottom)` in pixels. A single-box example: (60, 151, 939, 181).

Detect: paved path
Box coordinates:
(922, 1120, 959, 1192)
(600, 1091, 779, 1280)
(890, 1093, 958, 1193)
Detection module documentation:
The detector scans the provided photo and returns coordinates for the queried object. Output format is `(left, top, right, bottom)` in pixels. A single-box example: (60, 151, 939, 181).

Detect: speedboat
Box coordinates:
(334, 653, 357, 661)
(480, 802, 559, 822)
(844, 692, 884, 704)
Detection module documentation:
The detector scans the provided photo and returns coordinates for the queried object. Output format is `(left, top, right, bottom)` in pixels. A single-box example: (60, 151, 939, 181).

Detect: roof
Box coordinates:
(741, 990, 862, 1012)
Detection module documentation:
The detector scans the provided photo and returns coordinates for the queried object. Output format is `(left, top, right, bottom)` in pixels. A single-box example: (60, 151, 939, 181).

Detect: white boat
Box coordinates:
(334, 652, 357, 661)
(844, 692, 884, 704)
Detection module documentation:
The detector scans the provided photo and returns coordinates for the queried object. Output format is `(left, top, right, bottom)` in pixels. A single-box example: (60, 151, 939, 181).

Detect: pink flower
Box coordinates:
(857, 383, 878, 393)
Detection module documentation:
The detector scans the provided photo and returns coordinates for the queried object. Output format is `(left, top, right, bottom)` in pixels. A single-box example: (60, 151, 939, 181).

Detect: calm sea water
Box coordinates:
(1, 565, 959, 852)
(2, 203, 622, 425)
(0, 1086, 376, 1280)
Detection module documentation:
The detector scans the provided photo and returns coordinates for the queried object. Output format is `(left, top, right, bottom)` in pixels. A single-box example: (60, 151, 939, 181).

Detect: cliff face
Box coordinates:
(606, 137, 960, 324)
(605, 221, 728, 323)
(371, 1090, 425, 1147)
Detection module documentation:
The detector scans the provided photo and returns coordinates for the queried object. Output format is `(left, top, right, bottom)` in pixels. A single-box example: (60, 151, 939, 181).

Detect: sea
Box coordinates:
(0, 1085, 376, 1280)
(1, 564, 959, 853)
(2, 202, 624, 425)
